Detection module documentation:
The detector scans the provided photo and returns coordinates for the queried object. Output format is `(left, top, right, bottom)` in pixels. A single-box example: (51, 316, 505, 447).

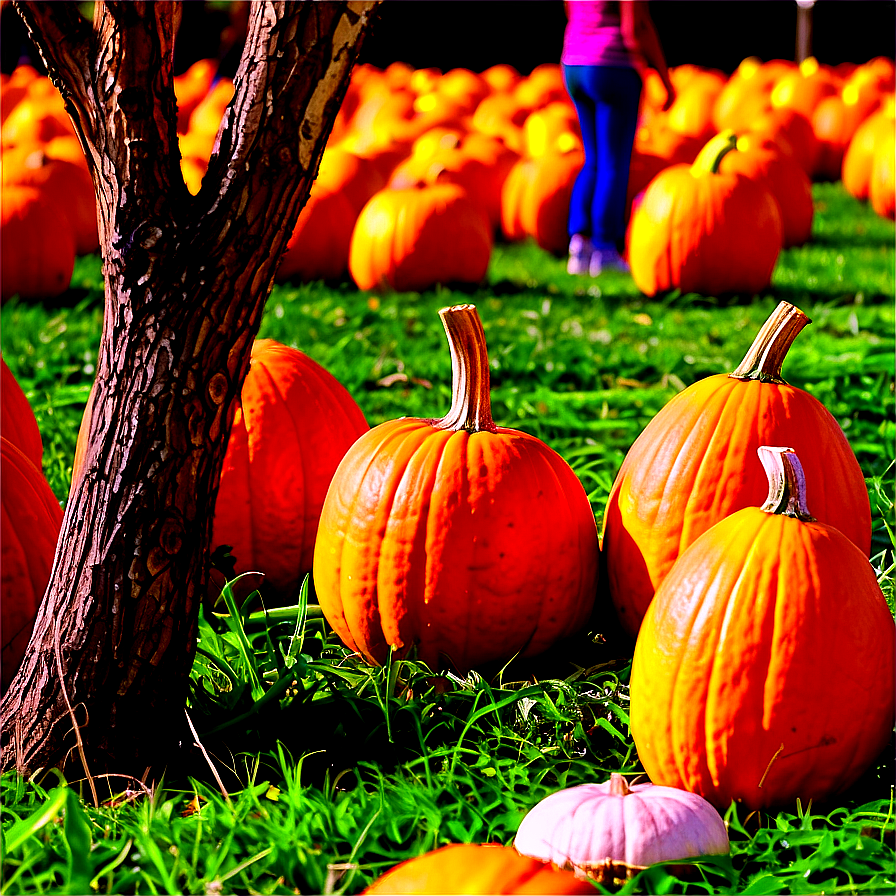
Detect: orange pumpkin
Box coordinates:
(348, 184, 492, 292)
(627, 131, 782, 298)
(2, 148, 99, 255)
(601, 302, 871, 639)
(0, 184, 75, 302)
(313, 305, 598, 673)
(719, 134, 813, 248)
(630, 447, 895, 811)
(1, 437, 63, 692)
(499, 148, 584, 254)
(362, 843, 595, 895)
(276, 186, 357, 283)
(0, 357, 43, 468)
(211, 340, 369, 598)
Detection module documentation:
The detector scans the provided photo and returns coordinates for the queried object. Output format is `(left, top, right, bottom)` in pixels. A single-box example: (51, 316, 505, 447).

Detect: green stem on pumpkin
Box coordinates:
(433, 304, 498, 434)
(758, 446, 817, 521)
(729, 301, 811, 384)
(689, 129, 739, 176)
(608, 773, 632, 797)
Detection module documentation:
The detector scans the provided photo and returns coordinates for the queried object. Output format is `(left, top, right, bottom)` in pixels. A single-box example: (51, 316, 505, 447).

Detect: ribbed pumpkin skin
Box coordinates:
(1, 437, 63, 691)
(630, 507, 895, 811)
(348, 184, 492, 292)
(601, 375, 871, 638)
(627, 164, 782, 297)
(313, 419, 598, 672)
(211, 340, 369, 597)
(362, 843, 595, 895)
(1, 357, 43, 468)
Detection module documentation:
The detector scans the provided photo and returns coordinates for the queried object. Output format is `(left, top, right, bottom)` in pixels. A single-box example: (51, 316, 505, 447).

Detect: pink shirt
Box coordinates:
(561, 1, 636, 68)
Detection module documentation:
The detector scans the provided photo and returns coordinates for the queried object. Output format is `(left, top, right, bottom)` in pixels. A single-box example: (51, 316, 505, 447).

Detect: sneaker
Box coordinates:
(567, 234, 593, 275)
(590, 246, 630, 276)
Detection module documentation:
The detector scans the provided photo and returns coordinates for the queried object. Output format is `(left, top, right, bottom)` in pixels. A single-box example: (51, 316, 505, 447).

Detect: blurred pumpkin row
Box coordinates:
(2, 54, 893, 301)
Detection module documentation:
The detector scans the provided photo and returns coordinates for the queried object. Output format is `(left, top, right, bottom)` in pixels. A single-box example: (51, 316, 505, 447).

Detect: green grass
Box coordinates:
(1, 181, 894, 894)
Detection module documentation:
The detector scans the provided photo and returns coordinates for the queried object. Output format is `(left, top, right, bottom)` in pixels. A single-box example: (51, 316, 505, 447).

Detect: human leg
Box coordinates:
(589, 65, 641, 268)
(562, 64, 598, 273)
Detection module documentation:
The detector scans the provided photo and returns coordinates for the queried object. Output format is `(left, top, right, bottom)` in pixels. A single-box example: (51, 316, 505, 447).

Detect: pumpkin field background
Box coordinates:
(2, 1, 896, 892)
(2, 179, 894, 893)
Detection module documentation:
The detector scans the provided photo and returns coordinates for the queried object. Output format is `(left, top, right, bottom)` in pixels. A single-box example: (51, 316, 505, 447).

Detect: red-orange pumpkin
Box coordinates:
(0, 357, 43, 469)
(627, 131, 782, 298)
(276, 186, 357, 283)
(1, 437, 63, 691)
(362, 843, 595, 895)
(601, 302, 871, 639)
(211, 340, 369, 598)
(348, 184, 492, 292)
(630, 447, 895, 811)
(718, 133, 813, 248)
(313, 305, 598, 673)
(0, 184, 75, 302)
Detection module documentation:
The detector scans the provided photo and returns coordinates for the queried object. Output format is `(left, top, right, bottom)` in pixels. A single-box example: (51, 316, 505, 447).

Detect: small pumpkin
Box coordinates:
(601, 301, 871, 638)
(627, 130, 782, 298)
(313, 305, 598, 673)
(514, 774, 729, 884)
(0, 357, 43, 469)
(1, 437, 63, 692)
(630, 447, 896, 811)
(348, 183, 492, 293)
(362, 843, 595, 895)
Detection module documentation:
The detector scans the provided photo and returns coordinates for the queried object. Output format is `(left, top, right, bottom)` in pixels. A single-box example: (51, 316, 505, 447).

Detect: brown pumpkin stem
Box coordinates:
(729, 301, 811, 384)
(433, 304, 498, 434)
(758, 446, 817, 521)
(608, 773, 632, 797)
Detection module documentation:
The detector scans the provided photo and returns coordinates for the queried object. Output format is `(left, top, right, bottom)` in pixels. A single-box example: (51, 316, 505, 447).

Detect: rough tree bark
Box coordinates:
(1, 0, 380, 778)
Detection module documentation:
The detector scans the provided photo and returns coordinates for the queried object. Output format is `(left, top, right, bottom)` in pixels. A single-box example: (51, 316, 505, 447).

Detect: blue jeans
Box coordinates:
(563, 64, 642, 251)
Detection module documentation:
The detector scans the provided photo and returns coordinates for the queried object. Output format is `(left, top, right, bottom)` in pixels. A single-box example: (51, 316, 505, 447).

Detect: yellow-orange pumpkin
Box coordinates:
(313, 305, 598, 673)
(630, 447, 895, 811)
(627, 131, 782, 298)
(348, 184, 492, 292)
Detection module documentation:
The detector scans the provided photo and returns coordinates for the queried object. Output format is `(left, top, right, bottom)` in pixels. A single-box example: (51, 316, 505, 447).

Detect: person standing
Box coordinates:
(562, 0, 675, 275)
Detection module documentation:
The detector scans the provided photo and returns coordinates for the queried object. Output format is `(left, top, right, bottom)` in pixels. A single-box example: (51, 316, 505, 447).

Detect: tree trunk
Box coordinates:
(1, 0, 380, 778)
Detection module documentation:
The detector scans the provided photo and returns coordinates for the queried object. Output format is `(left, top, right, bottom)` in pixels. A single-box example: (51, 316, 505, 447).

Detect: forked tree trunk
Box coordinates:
(1, 0, 380, 777)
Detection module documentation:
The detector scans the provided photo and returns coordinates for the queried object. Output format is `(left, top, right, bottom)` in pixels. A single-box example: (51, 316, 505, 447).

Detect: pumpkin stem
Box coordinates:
(729, 301, 811, 384)
(758, 447, 817, 521)
(608, 773, 632, 797)
(433, 304, 498, 434)
(690, 129, 738, 176)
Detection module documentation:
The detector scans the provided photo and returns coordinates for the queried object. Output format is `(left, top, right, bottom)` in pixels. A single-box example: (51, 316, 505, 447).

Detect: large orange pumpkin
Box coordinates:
(313, 305, 598, 673)
(627, 131, 782, 298)
(842, 104, 895, 201)
(348, 184, 492, 292)
(362, 843, 595, 895)
(0, 357, 43, 469)
(630, 447, 895, 812)
(1, 437, 63, 691)
(210, 340, 369, 598)
(601, 302, 871, 639)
